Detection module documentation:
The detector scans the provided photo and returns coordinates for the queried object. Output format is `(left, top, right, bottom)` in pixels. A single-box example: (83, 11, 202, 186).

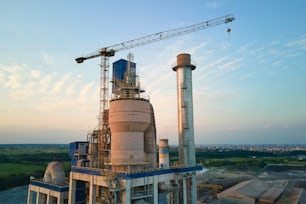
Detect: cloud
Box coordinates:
(40, 72, 57, 93)
(239, 72, 252, 80)
(204, 88, 238, 101)
(236, 41, 257, 54)
(285, 34, 306, 50)
(42, 52, 55, 65)
(216, 57, 243, 75)
(79, 80, 96, 104)
(205, 0, 220, 9)
(1, 64, 25, 89)
(0, 63, 98, 114)
(51, 74, 72, 95)
(31, 70, 41, 78)
(5, 74, 19, 89)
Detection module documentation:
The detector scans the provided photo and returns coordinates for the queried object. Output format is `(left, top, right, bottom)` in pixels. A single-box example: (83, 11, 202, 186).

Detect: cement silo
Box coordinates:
(109, 55, 157, 172)
(109, 98, 157, 171)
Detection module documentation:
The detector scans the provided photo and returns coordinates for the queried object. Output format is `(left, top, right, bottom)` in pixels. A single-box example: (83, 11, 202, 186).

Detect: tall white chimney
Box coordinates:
(172, 53, 196, 167)
(173, 53, 197, 204)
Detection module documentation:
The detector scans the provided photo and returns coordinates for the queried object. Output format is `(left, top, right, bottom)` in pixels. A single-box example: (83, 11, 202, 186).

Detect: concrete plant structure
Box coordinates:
(27, 54, 200, 204)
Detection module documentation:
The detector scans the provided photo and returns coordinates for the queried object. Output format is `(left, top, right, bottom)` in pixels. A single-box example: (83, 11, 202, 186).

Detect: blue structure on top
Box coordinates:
(112, 59, 136, 94)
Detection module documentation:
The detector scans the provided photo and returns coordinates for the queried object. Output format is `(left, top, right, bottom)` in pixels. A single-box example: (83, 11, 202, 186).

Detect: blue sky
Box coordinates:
(1, 0, 306, 144)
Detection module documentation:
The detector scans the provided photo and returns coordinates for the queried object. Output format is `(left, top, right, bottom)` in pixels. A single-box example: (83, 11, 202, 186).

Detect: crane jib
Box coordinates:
(75, 14, 235, 63)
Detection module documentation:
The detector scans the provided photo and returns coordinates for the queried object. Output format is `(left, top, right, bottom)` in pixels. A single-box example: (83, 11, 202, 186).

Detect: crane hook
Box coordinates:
(227, 28, 231, 42)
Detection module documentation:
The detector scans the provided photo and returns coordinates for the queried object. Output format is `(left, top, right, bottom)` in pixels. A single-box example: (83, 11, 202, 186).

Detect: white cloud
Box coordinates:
(5, 74, 19, 89)
(1, 64, 25, 89)
(204, 88, 238, 101)
(42, 52, 55, 65)
(40, 72, 57, 93)
(30, 70, 41, 78)
(239, 72, 252, 80)
(236, 41, 257, 54)
(216, 57, 243, 75)
(79, 80, 96, 104)
(0, 63, 99, 115)
(285, 34, 306, 50)
(51, 74, 72, 95)
(205, 0, 220, 9)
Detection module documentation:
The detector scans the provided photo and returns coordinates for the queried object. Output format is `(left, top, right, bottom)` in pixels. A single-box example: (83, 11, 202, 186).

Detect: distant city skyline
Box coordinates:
(1, 0, 306, 144)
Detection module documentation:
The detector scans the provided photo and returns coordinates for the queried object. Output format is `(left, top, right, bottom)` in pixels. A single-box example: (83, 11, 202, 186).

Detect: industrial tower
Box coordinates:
(75, 14, 235, 170)
(27, 15, 235, 204)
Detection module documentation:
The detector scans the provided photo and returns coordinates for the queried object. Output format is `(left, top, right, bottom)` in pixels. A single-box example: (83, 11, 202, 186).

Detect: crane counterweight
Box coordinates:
(75, 57, 85, 63)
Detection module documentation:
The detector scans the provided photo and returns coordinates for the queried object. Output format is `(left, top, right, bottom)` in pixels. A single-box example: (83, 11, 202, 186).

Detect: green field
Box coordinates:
(1, 144, 306, 191)
(0, 144, 71, 191)
(169, 147, 306, 171)
(0, 163, 45, 177)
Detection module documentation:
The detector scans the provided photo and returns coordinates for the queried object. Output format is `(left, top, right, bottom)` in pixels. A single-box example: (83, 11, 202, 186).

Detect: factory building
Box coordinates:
(218, 179, 304, 204)
(27, 53, 201, 204)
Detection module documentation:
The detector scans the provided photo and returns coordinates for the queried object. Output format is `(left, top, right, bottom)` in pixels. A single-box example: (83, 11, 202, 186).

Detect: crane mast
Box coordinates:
(76, 14, 235, 168)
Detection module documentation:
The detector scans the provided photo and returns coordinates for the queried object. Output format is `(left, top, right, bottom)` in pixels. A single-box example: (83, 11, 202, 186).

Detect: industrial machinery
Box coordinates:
(75, 14, 235, 168)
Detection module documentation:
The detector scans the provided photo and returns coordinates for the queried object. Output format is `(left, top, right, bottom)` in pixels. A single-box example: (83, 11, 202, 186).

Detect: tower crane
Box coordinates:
(75, 14, 235, 167)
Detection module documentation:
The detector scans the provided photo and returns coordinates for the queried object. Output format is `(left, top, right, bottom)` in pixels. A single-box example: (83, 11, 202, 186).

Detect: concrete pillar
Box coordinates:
(36, 192, 39, 204)
(68, 176, 76, 204)
(125, 179, 131, 204)
(46, 193, 50, 204)
(191, 174, 197, 204)
(182, 177, 187, 204)
(36, 192, 43, 204)
(153, 175, 158, 204)
(58, 193, 63, 204)
(27, 186, 33, 204)
(89, 176, 96, 204)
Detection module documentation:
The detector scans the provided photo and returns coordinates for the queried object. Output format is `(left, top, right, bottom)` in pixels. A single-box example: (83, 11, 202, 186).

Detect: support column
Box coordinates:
(58, 192, 64, 204)
(89, 175, 96, 204)
(153, 175, 158, 204)
(125, 179, 131, 204)
(36, 192, 41, 204)
(46, 190, 51, 204)
(27, 186, 33, 204)
(191, 174, 197, 204)
(182, 177, 187, 204)
(68, 176, 76, 204)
